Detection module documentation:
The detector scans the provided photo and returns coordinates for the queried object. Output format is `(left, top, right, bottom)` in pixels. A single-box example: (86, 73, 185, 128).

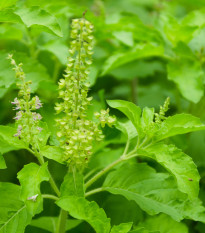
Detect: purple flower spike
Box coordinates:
(35, 96, 42, 109)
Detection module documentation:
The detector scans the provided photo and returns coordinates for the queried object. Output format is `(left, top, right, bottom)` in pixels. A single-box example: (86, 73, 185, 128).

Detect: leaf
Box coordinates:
(110, 60, 165, 80)
(88, 148, 124, 171)
(167, 43, 204, 103)
(141, 107, 155, 130)
(60, 170, 84, 197)
(0, 182, 32, 232)
(30, 216, 82, 232)
(40, 40, 69, 64)
(113, 31, 134, 47)
(0, 126, 28, 154)
(17, 162, 49, 215)
(107, 100, 142, 136)
(102, 43, 164, 75)
(103, 163, 205, 222)
(0, 0, 18, 10)
(137, 214, 188, 233)
(110, 222, 133, 233)
(15, 6, 63, 37)
(139, 143, 200, 199)
(154, 113, 205, 141)
(182, 9, 205, 27)
(116, 120, 138, 141)
(0, 9, 22, 23)
(0, 153, 6, 169)
(40, 145, 65, 163)
(57, 197, 111, 233)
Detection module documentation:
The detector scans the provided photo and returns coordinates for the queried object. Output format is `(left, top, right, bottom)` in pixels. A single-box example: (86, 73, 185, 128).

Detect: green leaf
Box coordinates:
(141, 107, 155, 130)
(0, 126, 28, 154)
(60, 170, 84, 197)
(113, 31, 134, 47)
(116, 120, 138, 141)
(167, 43, 204, 103)
(40, 145, 65, 163)
(17, 162, 49, 215)
(107, 100, 142, 136)
(182, 9, 205, 27)
(110, 222, 133, 233)
(103, 163, 205, 222)
(0, 0, 18, 10)
(137, 214, 188, 233)
(57, 197, 111, 233)
(139, 143, 200, 199)
(110, 61, 165, 80)
(102, 43, 164, 75)
(155, 113, 205, 141)
(15, 6, 63, 37)
(0, 9, 22, 23)
(30, 216, 82, 232)
(0, 153, 6, 169)
(0, 182, 32, 232)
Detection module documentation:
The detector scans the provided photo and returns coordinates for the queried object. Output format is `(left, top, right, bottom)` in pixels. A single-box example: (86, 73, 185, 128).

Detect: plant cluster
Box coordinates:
(1, 1, 205, 233)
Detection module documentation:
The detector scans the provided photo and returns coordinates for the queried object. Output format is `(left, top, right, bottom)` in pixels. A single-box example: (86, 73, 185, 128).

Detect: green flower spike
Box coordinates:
(55, 18, 106, 170)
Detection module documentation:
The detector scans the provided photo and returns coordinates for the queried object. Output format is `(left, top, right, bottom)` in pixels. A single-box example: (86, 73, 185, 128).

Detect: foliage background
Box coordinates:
(1, 0, 205, 232)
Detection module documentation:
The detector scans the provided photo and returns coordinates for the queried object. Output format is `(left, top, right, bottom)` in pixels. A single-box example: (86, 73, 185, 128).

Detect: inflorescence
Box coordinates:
(55, 18, 115, 169)
(8, 54, 43, 149)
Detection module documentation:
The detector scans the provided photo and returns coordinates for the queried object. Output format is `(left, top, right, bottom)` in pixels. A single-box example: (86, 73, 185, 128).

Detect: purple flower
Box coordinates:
(14, 125, 22, 137)
(37, 127, 43, 132)
(35, 96, 42, 109)
(14, 111, 22, 120)
(11, 98, 21, 110)
(32, 112, 42, 121)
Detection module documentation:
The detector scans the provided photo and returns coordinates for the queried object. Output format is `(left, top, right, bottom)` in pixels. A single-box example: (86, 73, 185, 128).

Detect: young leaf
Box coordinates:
(60, 170, 84, 197)
(56, 197, 111, 233)
(0, 182, 32, 232)
(14, 6, 63, 37)
(137, 214, 188, 233)
(139, 143, 200, 199)
(107, 100, 142, 136)
(17, 162, 49, 215)
(103, 163, 205, 222)
(110, 222, 133, 233)
(154, 113, 205, 141)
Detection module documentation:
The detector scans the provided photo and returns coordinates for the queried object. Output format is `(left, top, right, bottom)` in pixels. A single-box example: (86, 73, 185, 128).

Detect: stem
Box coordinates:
(85, 157, 123, 190)
(131, 77, 138, 105)
(42, 194, 59, 201)
(55, 209, 68, 233)
(84, 169, 98, 181)
(123, 140, 130, 156)
(34, 150, 61, 197)
(85, 187, 104, 197)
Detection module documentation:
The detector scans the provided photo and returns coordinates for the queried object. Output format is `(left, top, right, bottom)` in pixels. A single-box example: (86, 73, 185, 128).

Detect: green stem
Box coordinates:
(34, 150, 61, 197)
(85, 187, 104, 197)
(55, 209, 68, 233)
(85, 157, 123, 190)
(42, 194, 59, 201)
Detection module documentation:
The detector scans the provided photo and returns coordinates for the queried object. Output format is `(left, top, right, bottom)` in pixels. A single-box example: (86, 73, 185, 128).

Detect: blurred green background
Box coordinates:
(1, 0, 205, 232)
